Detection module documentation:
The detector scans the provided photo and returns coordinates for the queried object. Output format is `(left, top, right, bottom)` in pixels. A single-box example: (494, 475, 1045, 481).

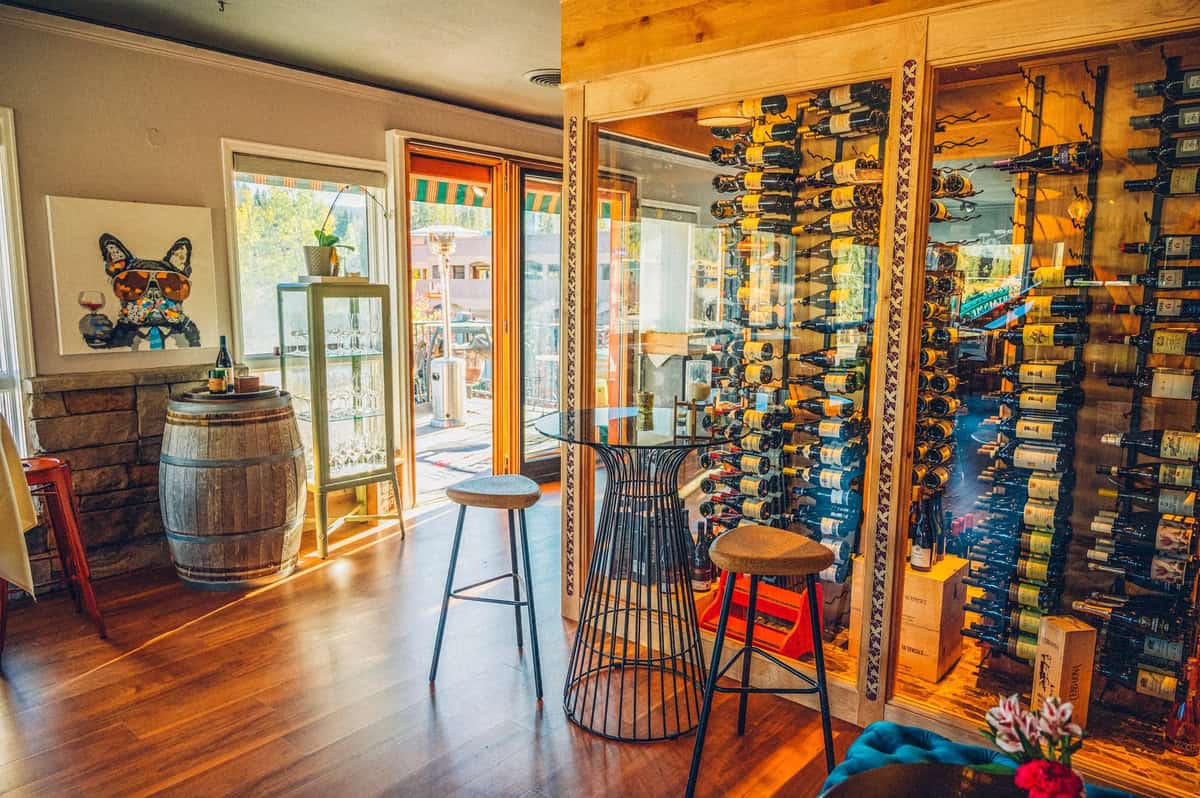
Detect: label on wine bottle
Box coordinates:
(1026, 530, 1055, 555)
(1151, 370, 1197, 399)
(1181, 109, 1200, 129)
(1169, 166, 1199, 194)
(1157, 298, 1184, 316)
(824, 373, 854, 393)
(1136, 667, 1178, 701)
(1158, 489, 1196, 516)
(1018, 391, 1058, 412)
(1012, 445, 1059, 471)
(817, 419, 843, 438)
(1017, 362, 1060, 385)
(1025, 295, 1055, 320)
(828, 211, 855, 233)
(741, 194, 763, 213)
(818, 470, 842, 489)
(1159, 463, 1196, 487)
(744, 498, 769, 519)
(819, 444, 845, 465)
(1015, 582, 1042, 609)
(830, 186, 856, 209)
(1182, 137, 1200, 155)
(1022, 501, 1058, 529)
(1151, 555, 1187, 586)
(1160, 430, 1200, 460)
(1016, 418, 1057, 441)
(1157, 270, 1186, 289)
(910, 543, 932, 570)
(740, 454, 768, 473)
(1026, 473, 1062, 500)
(1022, 325, 1057, 346)
(829, 113, 852, 134)
(1163, 236, 1191, 257)
(1153, 329, 1190, 355)
(1015, 608, 1043, 635)
(1020, 557, 1051, 583)
(743, 145, 766, 165)
(832, 159, 859, 184)
(1034, 266, 1065, 287)
(1014, 636, 1038, 662)
(820, 517, 842, 537)
(829, 85, 852, 108)
(1144, 635, 1184, 664)
(744, 172, 764, 191)
(1154, 520, 1193, 558)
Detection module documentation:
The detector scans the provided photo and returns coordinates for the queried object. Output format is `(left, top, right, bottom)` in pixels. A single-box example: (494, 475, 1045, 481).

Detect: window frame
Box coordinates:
(220, 139, 391, 364)
(0, 107, 34, 454)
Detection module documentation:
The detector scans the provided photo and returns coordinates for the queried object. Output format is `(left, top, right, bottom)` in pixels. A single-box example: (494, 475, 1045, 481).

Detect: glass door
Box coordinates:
(519, 169, 563, 480)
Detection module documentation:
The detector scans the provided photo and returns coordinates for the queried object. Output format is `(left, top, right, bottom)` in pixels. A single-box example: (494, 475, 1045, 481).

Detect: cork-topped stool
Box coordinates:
(429, 474, 544, 700)
(686, 525, 836, 798)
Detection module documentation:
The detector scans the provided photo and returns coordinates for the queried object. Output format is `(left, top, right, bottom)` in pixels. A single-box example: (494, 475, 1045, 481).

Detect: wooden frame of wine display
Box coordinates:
(557, 2, 1200, 795)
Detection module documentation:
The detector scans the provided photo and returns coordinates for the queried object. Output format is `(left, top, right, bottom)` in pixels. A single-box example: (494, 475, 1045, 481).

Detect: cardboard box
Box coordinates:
(1033, 615, 1097, 729)
(896, 556, 967, 682)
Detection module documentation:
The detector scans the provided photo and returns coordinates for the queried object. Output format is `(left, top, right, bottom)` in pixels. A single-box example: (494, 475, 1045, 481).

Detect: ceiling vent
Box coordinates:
(524, 69, 562, 88)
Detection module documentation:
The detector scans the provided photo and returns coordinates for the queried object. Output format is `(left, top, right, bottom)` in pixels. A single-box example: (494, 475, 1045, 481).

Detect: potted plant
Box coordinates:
(303, 185, 356, 277)
(980, 694, 1087, 798)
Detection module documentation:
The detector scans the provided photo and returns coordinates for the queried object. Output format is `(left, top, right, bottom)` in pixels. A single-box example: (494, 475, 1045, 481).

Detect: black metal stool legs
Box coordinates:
(685, 573, 736, 798)
(506, 509, 525, 650)
(429, 504, 467, 684)
(736, 575, 759, 736)
(517, 508, 544, 700)
(806, 573, 835, 774)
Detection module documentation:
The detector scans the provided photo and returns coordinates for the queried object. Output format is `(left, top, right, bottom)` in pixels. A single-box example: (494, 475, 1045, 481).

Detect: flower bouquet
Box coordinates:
(981, 694, 1086, 798)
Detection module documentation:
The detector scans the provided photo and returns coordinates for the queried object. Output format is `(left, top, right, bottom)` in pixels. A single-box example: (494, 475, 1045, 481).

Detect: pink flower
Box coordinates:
(986, 693, 1022, 730)
(1038, 697, 1084, 742)
(1019, 710, 1046, 751)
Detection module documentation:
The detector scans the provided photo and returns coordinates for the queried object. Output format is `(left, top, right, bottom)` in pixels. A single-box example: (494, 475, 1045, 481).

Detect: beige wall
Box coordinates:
(0, 10, 561, 375)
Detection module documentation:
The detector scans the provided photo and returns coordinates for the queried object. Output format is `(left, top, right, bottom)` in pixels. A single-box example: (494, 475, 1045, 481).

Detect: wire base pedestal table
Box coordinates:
(536, 407, 725, 741)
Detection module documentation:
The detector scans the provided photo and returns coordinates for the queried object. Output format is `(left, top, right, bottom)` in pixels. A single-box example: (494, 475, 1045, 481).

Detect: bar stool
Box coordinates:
(429, 474, 544, 700)
(686, 524, 835, 798)
(1, 458, 107, 659)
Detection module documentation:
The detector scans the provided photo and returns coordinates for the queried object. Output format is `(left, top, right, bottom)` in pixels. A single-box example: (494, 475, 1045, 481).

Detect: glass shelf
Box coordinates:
(282, 350, 385, 360)
(297, 409, 386, 423)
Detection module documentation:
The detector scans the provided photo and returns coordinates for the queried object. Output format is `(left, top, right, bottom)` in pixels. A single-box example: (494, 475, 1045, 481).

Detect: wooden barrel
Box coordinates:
(159, 391, 306, 589)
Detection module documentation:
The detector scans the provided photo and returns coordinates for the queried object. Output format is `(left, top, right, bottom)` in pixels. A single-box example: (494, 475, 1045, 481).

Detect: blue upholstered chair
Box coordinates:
(820, 722, 1131, 798)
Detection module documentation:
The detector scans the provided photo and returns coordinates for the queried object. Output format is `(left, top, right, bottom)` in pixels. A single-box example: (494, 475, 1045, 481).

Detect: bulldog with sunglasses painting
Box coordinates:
(82, 233, 201, 350)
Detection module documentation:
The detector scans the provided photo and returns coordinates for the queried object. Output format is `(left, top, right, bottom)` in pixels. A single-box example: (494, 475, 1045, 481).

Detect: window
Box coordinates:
(0, 109, 30, 452)
(227, 150, 388, 360)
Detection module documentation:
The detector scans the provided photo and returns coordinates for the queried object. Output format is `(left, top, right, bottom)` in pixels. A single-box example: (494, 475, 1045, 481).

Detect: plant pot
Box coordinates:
(303, 245, 335, 277)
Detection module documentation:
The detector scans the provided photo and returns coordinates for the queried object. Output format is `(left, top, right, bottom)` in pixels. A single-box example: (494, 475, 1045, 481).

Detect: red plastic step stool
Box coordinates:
(698, 571, 823, 660)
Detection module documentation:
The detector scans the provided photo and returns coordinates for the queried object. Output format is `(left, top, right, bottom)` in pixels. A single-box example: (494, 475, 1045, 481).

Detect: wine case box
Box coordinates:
(896, 556, 968, 683)
(1032, 615, 1097, 730)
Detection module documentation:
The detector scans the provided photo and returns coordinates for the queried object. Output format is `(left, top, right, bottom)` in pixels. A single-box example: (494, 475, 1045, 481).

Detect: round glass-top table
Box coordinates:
(535, 407, 729, 741)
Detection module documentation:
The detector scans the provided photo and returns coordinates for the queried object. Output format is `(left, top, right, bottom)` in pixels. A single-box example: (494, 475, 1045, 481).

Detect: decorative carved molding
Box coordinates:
(865, 57, 918, 702)
(562, 114, 581, 597)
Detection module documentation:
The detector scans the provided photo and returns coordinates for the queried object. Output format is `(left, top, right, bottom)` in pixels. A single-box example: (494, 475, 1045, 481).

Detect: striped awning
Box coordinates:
(234, 172, 357, 194)
(411, 176, 491, 208)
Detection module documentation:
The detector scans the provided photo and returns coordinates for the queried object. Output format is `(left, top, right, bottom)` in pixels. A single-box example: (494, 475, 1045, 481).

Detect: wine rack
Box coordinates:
(697, 82, 891, 631)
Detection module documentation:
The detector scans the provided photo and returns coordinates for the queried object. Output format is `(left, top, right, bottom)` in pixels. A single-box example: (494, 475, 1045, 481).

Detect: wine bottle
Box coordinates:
(1114, 298, 1200, 318)
(993, 141, 1100, 174)
(917, 418, 956, 442)
(925, 271, 963, 296)
(986, 387, 1085, 414)
(910, 496, 935, 571)
(1097, 486, 1197, 517)
(987, 360, 1084, 386)
(924, 394, 960, 417)
(791, 507, 861, 539)
(1087, 549, 1188, 589)
(984, 468, 1073, 500)
(941, 171, 973, 197)
(807, 81, 889, 111)
(802, 109, 887, 138)
(985, 415, 1075, 443)
(721, 217, 795, 236)
(701, 495, 777, 522)
(700, 450, 772, 474)
(922, 465, 953, 491)
(1117, 330, 1200, 361)
(1022, 294, 1092, 319)
(1098, 462, 1200, 490)
(789, 346, 868, 369)
(793, 485, 859, 507)
(998, 322, 1089, 347)
(797, 157, 882, 188)
(796, 184, 883, 212)
(738, 430, 783, 452)
(1090, 524, 1194, 561)
(690, 522, 717, 591)
(729, 362, 774, 385)
(979, 496, 1070, 529)
(991, 441, 1070, 472)
(1125, 167, 1200, 196)
(1100, 429, 1200, 461)
(1108, 368, 1200, 400)
(793, 441, 864, 467)
(783, 396, 856, 418)
(929, 247, 959, 270)
(1164, 657, 1200, 756)
(723, 338, 775, 361)
(1095, 658, 1180, 702)
(1102, 627, 1185, 666)
(789, 464, 861, 491)
(1073, 595, 1181, 635)
(796, 209, 881, 236)
(1032, 264, 1093, 287)
(1135, 69, 1200, 101)
(796, 237, 871, 262)
(962, 624, 1038, 662)
(713, 169, 797, 194)
(216, 335, 233, 369)
(793, 316, 869, 334)
(793, 288, 855, 312)
(739, 95, 790, 117)
(1129, 106, 1200, 134)
(963, 575, 1060, 611)
(1121, 235, 1200, 261)
(928, 371, 958, 394)
(787, 417, 863, 440)
(1128, 137, 1200, 168)
(700, 472, 780, 497)
(972, 554, 1062, 585)
(748, 120, 800, 143)
(965, 601, 1044, 636)
(922, 442, 955, 466)
(711, 193, 795, 219)
(974, 529, 1064, 559)
(729, 407, 784, 430)
(788, 371, 862, 394)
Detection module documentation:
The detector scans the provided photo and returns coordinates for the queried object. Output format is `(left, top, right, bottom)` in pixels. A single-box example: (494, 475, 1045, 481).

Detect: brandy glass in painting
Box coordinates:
(77, 290, 112, 345)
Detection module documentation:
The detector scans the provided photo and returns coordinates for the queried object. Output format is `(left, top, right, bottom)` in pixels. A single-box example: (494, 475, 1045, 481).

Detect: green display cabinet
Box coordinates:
(277, 281, 404, 557)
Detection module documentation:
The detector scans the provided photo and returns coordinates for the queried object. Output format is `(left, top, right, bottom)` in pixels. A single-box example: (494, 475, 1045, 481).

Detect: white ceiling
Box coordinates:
(18, 0, 564, 125)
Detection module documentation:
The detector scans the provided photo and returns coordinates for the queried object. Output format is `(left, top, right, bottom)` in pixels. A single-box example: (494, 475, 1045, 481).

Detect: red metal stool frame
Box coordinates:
(1, 457, 107, 659)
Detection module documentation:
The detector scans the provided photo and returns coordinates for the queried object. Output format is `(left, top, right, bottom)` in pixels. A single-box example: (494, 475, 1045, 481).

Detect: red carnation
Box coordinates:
(1014, 760, 1085, 798)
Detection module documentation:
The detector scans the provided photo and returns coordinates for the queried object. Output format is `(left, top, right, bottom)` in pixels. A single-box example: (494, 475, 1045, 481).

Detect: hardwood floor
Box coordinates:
(0, 488, 858, 797)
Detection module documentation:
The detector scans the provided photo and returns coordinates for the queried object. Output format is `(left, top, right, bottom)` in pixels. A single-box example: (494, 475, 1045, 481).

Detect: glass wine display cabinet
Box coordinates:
(576, 23, 1200, 797)
(277, 282, 398, 557)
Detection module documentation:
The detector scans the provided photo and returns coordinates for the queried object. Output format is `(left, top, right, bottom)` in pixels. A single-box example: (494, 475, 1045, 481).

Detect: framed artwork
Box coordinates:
(46, 196, 219, 356)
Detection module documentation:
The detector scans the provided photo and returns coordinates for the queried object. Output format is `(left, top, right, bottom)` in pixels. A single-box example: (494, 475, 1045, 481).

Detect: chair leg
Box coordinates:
(737, 575, 759, 736)
(43, 490, 81, 612)
(316, 491, 330, 559)
(506, 509, 524, 650)
(429, 504, 467, 684)
(806, 573, 835, 774)
(516, 509, 544, 701)
(686, 572, 737, 798)
(390, 475, 406, 540)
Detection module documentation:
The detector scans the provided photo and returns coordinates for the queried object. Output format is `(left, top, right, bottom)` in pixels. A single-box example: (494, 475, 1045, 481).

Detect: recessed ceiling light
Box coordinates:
(524, 69, 561, 88)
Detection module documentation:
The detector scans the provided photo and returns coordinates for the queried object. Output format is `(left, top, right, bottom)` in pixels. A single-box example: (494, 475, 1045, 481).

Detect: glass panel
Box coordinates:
(894, 36, 1200, 794)
(407, 154, 493, 503)
(0, 134, 24, 451)
(595, 82, 893, 692)
(521, 172, 562, 467)
(320, 295, 387, 481)
(232, 168, 379, 357)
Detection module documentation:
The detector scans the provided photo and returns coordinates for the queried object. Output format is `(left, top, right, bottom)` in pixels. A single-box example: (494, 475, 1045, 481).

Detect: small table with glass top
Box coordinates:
(535, 406, 729, 742)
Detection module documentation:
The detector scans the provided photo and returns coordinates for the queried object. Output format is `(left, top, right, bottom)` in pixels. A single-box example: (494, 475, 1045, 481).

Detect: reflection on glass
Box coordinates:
(522, 174, 563, 464)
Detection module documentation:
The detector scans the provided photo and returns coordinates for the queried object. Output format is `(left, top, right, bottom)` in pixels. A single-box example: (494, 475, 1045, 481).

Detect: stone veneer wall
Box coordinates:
(21, 364, 223, 592)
